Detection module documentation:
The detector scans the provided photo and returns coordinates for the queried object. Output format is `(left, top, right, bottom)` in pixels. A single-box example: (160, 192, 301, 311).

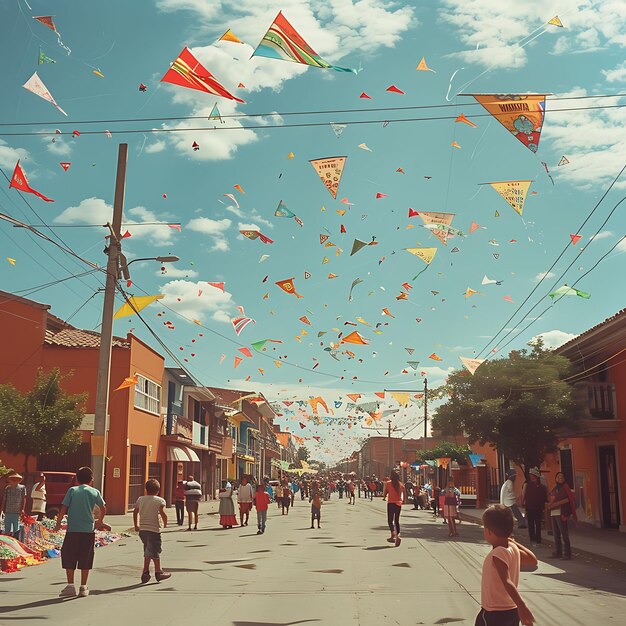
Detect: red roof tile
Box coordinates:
(557, 308, 626, 352)
(45, 327, 129, 349)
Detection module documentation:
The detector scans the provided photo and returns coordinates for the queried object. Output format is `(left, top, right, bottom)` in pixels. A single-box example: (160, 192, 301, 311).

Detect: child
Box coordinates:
(310, 492, 322, 529)
(53, 466, 107, 598)
(1, 472, 26, 537)
(253, 483, 270, 534)
(281, 483, 293, 515)
(133, 479, 171, 584)
(443, 480, 459, 537)
(478, 505, 537, 626)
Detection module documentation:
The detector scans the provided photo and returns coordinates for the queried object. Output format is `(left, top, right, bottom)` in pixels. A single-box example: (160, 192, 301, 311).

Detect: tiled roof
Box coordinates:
(557, 308, 626, 352)
(45, 328, 129, 349)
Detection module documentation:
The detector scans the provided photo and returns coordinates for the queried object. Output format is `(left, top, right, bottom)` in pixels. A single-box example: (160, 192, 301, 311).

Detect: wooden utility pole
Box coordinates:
(423, 377, 428, 450)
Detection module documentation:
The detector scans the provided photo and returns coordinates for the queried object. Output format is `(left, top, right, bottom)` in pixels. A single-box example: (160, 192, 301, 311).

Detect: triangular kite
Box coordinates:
(33, 16, 71, 54)
(408, 208, 419, 218)
(208, 103, 223, 123)
(114, 375, 138, 391)
(304, 271, 311, 279)
(219, 29, 243, 43)
(469, 221, 481, 233)
(416, 57, 433, 72)
(465, 287, 479, 299)
(161, 47, 244, 103)
(429, 353, 442, 361)
(328, 273, 338, 279)
(451, 141, 461, 149)
(59, 162, 71, 171)
(418, 212, 455, 245)
(310, 157, 347, 199)
(275, 200, 295, 218)
(350, 239, 369, 256)
(340, 331, 369, 345)
(549, 285, 591, 299)
(114, 295, 163, 319)
(570, 234, 582, 245)
(22, 72, 67, 116)
(319, 234, 329, 244)
(330, 122, 347, 138)
(558, 156, 570, 166)
(240, 229, 274, 244)
(276, 277, 304, 298)
(360, 92, 371, 99)
(548, 16, 564, 27)
(484, 180, 532, 217)
(9, 161, 54, 202)
(407, 361, 420, 370)
(465, 94, 547, 153)
(405, 247, 437, 264)
(252, 12, 356, 73)
(386, 85, 405, 94)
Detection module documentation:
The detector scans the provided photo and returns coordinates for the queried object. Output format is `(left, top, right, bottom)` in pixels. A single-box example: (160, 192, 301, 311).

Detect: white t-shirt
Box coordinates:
(135, 495, 166, 533)
(237, 483, 254, 503)
(481, 543, 520, 611)
(499, 479, 517, 507)
(31, 484, 46, 513)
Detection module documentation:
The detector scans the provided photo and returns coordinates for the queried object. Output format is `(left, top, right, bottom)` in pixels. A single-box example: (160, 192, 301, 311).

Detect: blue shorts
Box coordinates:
(139, 530, 162, 558)
(3, 513, 20, 534)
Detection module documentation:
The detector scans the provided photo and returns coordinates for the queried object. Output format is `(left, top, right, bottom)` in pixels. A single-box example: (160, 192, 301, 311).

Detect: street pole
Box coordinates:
(92, 143, 128, 494)
(387, 419, 392, 476)
(423, 377, 428, 450)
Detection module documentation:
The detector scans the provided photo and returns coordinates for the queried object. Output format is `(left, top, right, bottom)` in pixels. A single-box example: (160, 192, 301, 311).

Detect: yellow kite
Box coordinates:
(114, 295, 163, 319)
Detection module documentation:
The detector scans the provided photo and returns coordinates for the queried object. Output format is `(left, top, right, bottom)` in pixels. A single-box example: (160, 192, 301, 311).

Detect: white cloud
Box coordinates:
(54, 198, 179, 245)
(186, 216, 232, 251)
(615, 239, 626, 253)
(0, 140, 29, 170)
(225, 204, 273, 228)
(531, 329, 578, 349)
(603, 61, 626, 83)
(155, 267, 199, 279)
(589, 230, 614, 241)
(534, 271, 556, 282)
(161, 279, 236, 323)
(144, 139, 167, 154)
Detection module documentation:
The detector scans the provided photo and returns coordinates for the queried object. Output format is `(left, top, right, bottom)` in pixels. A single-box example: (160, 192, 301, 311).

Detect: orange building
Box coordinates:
(0, 291, 166, 514)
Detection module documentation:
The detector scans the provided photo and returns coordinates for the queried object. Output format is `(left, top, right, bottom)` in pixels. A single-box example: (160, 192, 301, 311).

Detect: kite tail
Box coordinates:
(57, 34, 71, 55)
(412, 266, 429, 282)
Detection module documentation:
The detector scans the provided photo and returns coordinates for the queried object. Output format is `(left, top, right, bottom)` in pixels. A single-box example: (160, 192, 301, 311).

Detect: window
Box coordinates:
(134, 374, 161, 415)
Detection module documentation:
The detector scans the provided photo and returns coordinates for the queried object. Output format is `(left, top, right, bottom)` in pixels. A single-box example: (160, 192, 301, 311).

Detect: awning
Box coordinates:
(228, 412, 255, 428)
(167, 445, 200, 463)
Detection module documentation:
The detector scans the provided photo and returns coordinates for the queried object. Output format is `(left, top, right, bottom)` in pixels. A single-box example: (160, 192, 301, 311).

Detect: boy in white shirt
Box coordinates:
(133, 479, 171, 584)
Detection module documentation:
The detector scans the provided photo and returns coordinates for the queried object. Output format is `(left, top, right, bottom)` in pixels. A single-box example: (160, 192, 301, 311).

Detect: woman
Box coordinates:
(443, 479, 459, 537)
(549, 472, 576, 559)
(30, 473, 46, 521)
(522, 468, 548, 544)
(218, 480, 238, 529)
(382, 470, 406, 547)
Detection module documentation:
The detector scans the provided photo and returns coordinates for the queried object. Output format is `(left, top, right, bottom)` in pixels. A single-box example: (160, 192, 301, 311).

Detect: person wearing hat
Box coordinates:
(522, 468, 548, 544)
(1, 472, 26, 537)
(499, 469, 527, 529)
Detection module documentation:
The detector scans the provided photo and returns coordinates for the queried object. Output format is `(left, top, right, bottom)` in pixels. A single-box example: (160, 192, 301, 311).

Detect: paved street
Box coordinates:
(1, 498, 625, 625)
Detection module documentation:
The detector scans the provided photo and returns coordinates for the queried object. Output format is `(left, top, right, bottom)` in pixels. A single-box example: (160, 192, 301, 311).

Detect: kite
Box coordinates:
(234, 356, 243, 369)
(330, 122, 347, 138)
(276, 277, 304, 298)
(350, 239, 370, 256)
(114, 375, 138, 391)
(465, 287, 479, 299)
(234, 184, 245, 194)
(328, 273, 338, 279)
(114, 295, 163, 319)
(558, 156, 570, 166)
(451, 141, 461, 149)
(139, 83, 148, 92)
(219, 29, 243, 43)
(231, 308, 256, 335)
(240, 229, 274, 244)
(9, 161, 54, 202)
(319, 234, 329, 244)
(259, 255, 270, 263)
(161, 47, 245, 103)
(207, 282, 225, 292)
(429, 353, 442, 361)
(482, 275, 502, 285)
(396, 168, 405, 174)
(386, 85, 405, 94)
(375, 193, 388, 199)
(358, 143, 372, 152)
(340, 331, 369, 345)
(192, 141, 200, 151)
(548, 15, 564, 27)
(348, 278, 363, 302)
(570, 234, 582, 245)
(549, 285, 591, 299)
(407, 361, 420, 370)
(252, 12, 356, 74)
(309, 157, 347, 199)
(251, 339, 283, 352)
(304, 271, 311, 279)
(360, 92, 371, 100)
(463, 93, 547, 153)
(274, 200, 303, 226)
(22, 72, 67, 116)
(503, 295, 514, 303)
(418, 212, 456, 245)
(408, 208, 419, 218)
(382, 308, 395, 318)
(238, 347, 252, 357)
(469, 221, 483, 233)
(92, 69, 104, 78)
(33, 16, 71, 54)
(287, 151, 295, 160)
(416, 57, 434, 72)
(208, 103, 224, 124)
(7, 258, 16, 265)
(38, 48, 56, 65)
(59, 162, 71, 171)
(405, 247, 437, 280)
(455, 114, 477, 128)
(482, 180, 532, 217)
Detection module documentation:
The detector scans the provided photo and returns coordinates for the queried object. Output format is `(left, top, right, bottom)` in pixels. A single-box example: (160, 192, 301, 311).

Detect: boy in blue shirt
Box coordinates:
(54, 466, 107, 598)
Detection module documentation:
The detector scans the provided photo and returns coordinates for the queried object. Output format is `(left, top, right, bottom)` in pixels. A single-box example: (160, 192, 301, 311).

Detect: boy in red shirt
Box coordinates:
(253, 484, 270, 534)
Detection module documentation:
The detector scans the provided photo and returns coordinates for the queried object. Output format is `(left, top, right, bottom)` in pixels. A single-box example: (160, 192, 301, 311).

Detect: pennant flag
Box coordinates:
(33, 16, 71, 54)
(382, 307, 395, 318)
(350, 239, 369, 256)
(330, 122, 347, 138)
(429, 353, 442, 361)
(38, 48, 56, 65)
(234, 184, 245, 194)
(549, 285, 591, 299)
(570, 234, 582, 245)
(22, 72, 67, 116)
(252, 12, 356, 73)
(484, 180, 532, 217)
(310, 156, 347, 199)
(114, 295, 163, 319)
(460, 357, 485, 375)
(208, 103, 223, 123)
(207, 282, 225, 292)
(358, 143, 372, 152)
(328, 273, 338, 279)
(114, 375, 138, 391)
(299, 316, 311, 325)
(548, 15, 564, 27)
(451, 141, 461, 149)
(418, 212, 456, 245)
(161, 47, 244, 103)
(251, 339, 283, 352)
(465, 287, 479, 299)
(390, 392, 410, 407)
(347, 393, 361, 402)
(234, 356, 243, 369)
(482, 275, 501, 285)
(465, 94, 547, 153)
(558, 156, 570, 166)
(340, 331, 369, 345)
(231, 309, 256, 335)
(436, 457, 451, 469)
(386, 85, 405, 94)
(304, 271, 311, 279)
(238, 347, 252, 358)
(360, 92, 371, 99)
(455, 113, 477, 128)
(276, 277, 304, 298)
(59, 162, 71, 171)
(9, 161, 54, 202)
(240, 229, 274, 244)
(219, 29, 243, 43)
(319, 234, 329, 244)
(469, 221, 481, 233)
(407, 361, 420, 370)
(416, 57, 433, 72)
(408, 208, 419, 218)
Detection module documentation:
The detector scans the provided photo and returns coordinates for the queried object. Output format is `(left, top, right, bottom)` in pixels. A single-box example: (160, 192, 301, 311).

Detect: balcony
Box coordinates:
(192, 422, 208, 448)
(166, 415, 193, 441)
(586, 382, 616, 419)
(236, 442, 255, 460)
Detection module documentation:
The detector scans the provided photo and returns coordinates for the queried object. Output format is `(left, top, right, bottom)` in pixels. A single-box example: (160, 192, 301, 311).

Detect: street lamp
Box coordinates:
(125, 255, 180, 267)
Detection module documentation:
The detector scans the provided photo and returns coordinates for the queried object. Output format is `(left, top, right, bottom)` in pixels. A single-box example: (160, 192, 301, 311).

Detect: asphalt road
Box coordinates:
(1, 496, 625, 625)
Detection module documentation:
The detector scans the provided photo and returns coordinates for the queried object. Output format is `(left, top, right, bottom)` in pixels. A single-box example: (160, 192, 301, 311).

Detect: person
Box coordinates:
(281, 482, 293, 515)
(173, 480, 185, 526)
(54, 466, 107, 598)
(348, 479, 356, 505)
(133, 479, 171, 584)
(310, 491, 322, 529)
(265, 479, 274, 503)
(1, 472, 26, 537)
(500, 469, 526, 529)
(253, 483, 270, 534)
(432, 484, 441, 518)
(218, 481, 238, 529)
(522, 468, 548, 545)
(337, 480, 344, 499)
(183, 475, 202, 531)
(368, 479, 376, 501)
(548, 472, 576, 560)
(443, 480, 459, 537)
(237, 476, 254, 527)
(477, 504, 537, 626)
(30, 473, 47, 521)
(363, 480, 369, 500)
(382, 470, 406, 547)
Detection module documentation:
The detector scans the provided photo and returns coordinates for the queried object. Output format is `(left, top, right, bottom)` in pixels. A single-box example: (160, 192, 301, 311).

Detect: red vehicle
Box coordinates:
(41, 472, 76, 518)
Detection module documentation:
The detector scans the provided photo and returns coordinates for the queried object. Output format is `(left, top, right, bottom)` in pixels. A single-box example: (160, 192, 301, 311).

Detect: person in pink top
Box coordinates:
(382, 470, 406, 547)
(477, 504, 537, 626)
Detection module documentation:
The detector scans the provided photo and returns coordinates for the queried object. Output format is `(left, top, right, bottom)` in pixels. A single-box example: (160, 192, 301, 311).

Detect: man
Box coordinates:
(183, 475, 202, 531)
(1, 472, 26, 537)
(237, 476, 254, 527)
(499, 469, 527, 529)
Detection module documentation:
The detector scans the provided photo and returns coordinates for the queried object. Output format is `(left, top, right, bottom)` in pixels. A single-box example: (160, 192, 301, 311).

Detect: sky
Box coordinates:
(1, 0, 625, 463)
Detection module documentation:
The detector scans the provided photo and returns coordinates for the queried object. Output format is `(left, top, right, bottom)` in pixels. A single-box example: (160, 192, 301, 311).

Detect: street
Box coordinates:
(1, 498, 625, 625)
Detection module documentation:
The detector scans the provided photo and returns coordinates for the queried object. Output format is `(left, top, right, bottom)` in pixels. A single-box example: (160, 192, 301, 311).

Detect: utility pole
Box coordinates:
(423, 377, 428, 450)
(92, 144, 128, 494)
(387, 419, 393, 476)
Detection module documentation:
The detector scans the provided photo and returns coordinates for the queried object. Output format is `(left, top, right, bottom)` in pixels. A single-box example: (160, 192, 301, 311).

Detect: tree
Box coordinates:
(0, 369, 86, 471)
(296, 445, 310, 463)
(432, 341, 587, 475)
(416, 442, 472, 464)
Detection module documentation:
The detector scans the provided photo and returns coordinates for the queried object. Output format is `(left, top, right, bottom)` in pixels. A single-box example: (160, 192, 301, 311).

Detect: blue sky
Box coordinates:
(1, 1, 625, 461)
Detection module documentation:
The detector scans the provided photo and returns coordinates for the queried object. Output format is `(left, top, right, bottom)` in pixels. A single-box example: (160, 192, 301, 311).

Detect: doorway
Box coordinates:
(598, 445, 621, 529)
(128, 445, 146, 510)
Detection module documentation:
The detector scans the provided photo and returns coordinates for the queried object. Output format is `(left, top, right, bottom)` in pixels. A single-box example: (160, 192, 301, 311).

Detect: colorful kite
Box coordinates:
(482, 180, 532, 217)
(405, 247, 437, 280)
(208, 103, 224, 124)
(276, 277, 304, 298)
(549, 285, 591, 299)
(33, 16, 71, 54)
(274, 200, 303, 226)
(114, 375, 138, 391)
(418, 212, 456, 245)
(455, 114, 477, 128)
(252, 12, 356, 74)
(114, 295, 163, 319)
(310, 157, 347, 199)
(240, 229, 274, 244)
(464, 94, 547, 153)
(161, 47, 244, 103)
(9, 161, 54, 202)
(548, 16, 564, 27)
(231, 308, 256, 335)
(22, 72, 67, 116)
(251, 339, 283, 352)
(416, 57, 434, 72)
(340, 331, 369, 345)
(219, 29, 243, 43)
(38, 48, 56, 65)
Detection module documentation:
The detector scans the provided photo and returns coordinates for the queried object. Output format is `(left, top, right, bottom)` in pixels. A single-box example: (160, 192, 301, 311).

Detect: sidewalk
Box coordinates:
(458, 506, 626, 566)
(105, 499, 220, 532)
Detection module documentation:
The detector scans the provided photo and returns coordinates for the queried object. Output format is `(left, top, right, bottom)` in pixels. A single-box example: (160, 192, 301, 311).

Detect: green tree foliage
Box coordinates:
(0, 369, 86, 471)
(416, 442, 472, 464)
(296, 445, 310, 462)
(432, 341, 587, 474)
